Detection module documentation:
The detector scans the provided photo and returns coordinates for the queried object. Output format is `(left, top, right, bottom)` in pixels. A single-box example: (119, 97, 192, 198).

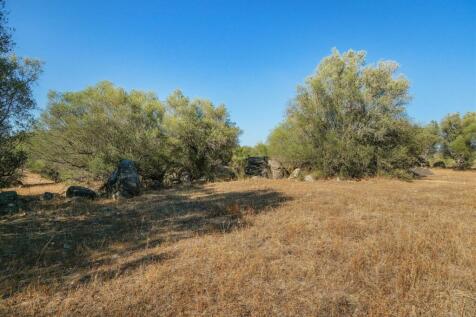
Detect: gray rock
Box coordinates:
(304, 175, 315, 182)
(245, 157, 270, 178)
(105, 160, 141, 198)
(0, 191, 19, 214)
(288, 168, 302, 179)
(268, 159, 287, 179)
(66, 186, 97, 199)
(410, 167, 434, 177)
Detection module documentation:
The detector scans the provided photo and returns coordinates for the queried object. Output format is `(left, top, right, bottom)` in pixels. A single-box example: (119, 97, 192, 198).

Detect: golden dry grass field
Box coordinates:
(1, 169, 475, 316)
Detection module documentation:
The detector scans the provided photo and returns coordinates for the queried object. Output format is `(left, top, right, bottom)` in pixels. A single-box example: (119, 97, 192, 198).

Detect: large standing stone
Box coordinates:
(268, 159, 287, 179)
(105, 160, 141, 198)
(66, 186, 97, 199)
(245, 157, 270, 178)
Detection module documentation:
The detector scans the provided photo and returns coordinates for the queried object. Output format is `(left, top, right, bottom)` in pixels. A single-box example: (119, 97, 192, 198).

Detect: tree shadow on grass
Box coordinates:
(0, 185, 290, 298)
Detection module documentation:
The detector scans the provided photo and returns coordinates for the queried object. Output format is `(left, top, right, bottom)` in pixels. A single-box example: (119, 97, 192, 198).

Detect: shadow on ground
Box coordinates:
(0, 185, 290, 297)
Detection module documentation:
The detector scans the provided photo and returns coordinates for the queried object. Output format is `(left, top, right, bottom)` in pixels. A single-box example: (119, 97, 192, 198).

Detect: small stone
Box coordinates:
(42, 192, 55, 201)
(304, 175, 315, 182)
(288, 168, 302, 179)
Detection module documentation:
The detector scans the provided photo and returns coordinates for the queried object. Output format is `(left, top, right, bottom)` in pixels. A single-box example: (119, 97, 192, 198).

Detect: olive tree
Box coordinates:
(268, 49, 420, 178)
(29, 84, 240, 182)
(29, 81, 169, 180)
(164, 90, 240, 179)
(440, 112, 476, 169)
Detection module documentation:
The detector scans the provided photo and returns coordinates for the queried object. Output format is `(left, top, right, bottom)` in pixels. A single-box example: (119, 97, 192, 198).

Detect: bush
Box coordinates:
(164, 90, 240, 180)
(0, 134, 27, 187)
(433, 112, 476, 169)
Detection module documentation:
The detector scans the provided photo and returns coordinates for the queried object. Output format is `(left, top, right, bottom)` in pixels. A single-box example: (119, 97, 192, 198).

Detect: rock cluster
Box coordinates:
(163, 169, 192, 187)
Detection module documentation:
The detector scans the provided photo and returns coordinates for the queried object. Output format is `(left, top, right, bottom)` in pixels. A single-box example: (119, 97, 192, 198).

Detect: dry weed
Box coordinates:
(1, 169, 475, 316)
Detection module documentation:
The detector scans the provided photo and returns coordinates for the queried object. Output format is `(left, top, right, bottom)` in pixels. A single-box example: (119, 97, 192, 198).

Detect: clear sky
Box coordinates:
(7, 0, 476, 145)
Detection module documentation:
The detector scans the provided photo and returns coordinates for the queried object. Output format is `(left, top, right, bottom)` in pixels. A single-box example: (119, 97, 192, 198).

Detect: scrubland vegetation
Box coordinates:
(1, 1, 476, 316)
(1, 0, 475, 186)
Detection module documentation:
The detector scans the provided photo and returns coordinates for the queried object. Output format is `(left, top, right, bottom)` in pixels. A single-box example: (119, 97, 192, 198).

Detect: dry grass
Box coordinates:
(1, 171, 67, 196)
(1, 169, 475, 316)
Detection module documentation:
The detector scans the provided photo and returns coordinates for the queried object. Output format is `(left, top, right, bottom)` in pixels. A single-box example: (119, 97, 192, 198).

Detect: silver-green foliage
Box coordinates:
(268, 49, 420, 178)
(164, 90, 240, 179)
(29, 82, 240, 181)
(440, 112, 476, 169)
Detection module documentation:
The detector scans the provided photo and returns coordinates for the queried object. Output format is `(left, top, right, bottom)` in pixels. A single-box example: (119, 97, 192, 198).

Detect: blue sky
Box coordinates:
(7, 0, 476, 145)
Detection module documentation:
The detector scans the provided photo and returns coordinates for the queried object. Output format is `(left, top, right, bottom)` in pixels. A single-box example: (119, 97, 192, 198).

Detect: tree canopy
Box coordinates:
(0, 0, 41, 187)
(268, 49, 421, 178)
(29, 82, 240, 181)
(440, 112, 476, 169)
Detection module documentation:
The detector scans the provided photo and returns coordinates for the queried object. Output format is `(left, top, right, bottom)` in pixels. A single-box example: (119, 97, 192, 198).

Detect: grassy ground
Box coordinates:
(1, 169, 475, 316)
